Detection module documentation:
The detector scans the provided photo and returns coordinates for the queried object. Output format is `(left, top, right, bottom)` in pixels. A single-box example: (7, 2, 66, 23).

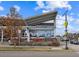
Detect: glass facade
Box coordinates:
(30, 30, 54, 37)
(29, 25, 55, 37)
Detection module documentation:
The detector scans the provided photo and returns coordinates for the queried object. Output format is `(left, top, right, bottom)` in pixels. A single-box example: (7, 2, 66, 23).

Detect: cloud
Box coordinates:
(35, 1, 72, 13)
(70, 13, 74, 16)
(42, 10, 50, 13)
(44, 14, 74, 29)
(74, 19, 79, 25)
(13, 5, 20, 12)
(0, 14, 6, 16)
(0, 6, 4, 11)
(0, 14, 8, 18)
(35, 1, 45, 11)
(67, 16, 75, 22)
(0, 2, 4, 11)
(56, 14, 75, 27)
(56, 15, 65, 28)
(36, 1, 45, 8)
(68, 25, 74, 32)
(45, 1, 72, 10)
(55, 14, 77, 35)
(35, 1, 77, 35)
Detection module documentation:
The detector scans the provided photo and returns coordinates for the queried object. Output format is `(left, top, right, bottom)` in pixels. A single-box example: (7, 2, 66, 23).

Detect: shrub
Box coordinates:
(32, 38, 45, 42)
(24, 38, 60, 46)
(51, 38, 60, 46)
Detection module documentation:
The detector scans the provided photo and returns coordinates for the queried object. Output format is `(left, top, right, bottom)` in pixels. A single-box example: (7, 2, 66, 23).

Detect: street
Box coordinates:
(0, 51, 79, 57)
(0, 41, 79, 57)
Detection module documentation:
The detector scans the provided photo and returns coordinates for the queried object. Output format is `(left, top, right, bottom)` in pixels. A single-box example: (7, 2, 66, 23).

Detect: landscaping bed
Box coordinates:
(25, 38, 60, 46)
(8, 37, 60, 46)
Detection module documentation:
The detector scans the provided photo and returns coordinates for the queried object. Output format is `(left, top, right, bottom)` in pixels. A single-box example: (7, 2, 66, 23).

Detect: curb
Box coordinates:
(0, 47, 75, 52)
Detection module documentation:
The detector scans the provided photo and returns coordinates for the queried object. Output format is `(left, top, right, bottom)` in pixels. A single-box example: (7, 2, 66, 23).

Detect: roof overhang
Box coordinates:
(26, 11, 57, 26)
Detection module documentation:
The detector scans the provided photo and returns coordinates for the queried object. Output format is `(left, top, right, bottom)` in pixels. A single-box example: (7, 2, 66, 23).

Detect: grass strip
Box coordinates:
(0, 47, 74, 52)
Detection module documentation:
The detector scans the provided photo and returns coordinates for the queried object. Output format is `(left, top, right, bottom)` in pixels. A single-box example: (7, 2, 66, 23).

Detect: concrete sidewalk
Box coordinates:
(0, 42, 75, 51)
(68, 44, 79, 52)
(0, 45, 74, 51)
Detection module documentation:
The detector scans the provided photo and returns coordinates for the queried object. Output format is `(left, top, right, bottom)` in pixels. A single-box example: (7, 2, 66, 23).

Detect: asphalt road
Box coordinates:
(0, 51, 79, 57)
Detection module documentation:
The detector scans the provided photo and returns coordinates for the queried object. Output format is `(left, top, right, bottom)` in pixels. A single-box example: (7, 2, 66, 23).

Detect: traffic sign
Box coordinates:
(64, 21, 68, 27)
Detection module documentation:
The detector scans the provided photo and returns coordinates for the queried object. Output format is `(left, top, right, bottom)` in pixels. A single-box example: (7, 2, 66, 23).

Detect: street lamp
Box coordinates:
(63, 9, 69, 50)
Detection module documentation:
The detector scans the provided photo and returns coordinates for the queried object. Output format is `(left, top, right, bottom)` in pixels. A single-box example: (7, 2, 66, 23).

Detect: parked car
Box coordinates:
(70, 40, 79, 45)
(61, 36, 69, 41)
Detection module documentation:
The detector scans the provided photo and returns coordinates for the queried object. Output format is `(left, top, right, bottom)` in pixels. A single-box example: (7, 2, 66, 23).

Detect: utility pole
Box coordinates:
(64, 10, 69, 50)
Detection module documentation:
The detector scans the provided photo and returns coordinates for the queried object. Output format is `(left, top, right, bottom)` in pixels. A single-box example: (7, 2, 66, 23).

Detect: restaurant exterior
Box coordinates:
(0, 7, 58, 46)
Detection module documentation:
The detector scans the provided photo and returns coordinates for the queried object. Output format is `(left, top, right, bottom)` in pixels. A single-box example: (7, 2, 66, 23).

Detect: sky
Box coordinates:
(0, 1, 79, 35)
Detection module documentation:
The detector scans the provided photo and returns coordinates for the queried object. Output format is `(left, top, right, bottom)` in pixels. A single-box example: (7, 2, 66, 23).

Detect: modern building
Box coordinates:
(0, 7, 57, 43)
(25, 11, 57, 42)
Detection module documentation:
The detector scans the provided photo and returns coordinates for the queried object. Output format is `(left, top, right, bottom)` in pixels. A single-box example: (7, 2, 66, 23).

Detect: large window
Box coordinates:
(30, 30, 54, 37)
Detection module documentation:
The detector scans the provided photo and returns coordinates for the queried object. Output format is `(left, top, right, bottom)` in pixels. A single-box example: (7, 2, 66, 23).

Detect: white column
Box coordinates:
(18, 29, 21, 45)
(1, 29, 3, 43)
(25, 28, 30, 42)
